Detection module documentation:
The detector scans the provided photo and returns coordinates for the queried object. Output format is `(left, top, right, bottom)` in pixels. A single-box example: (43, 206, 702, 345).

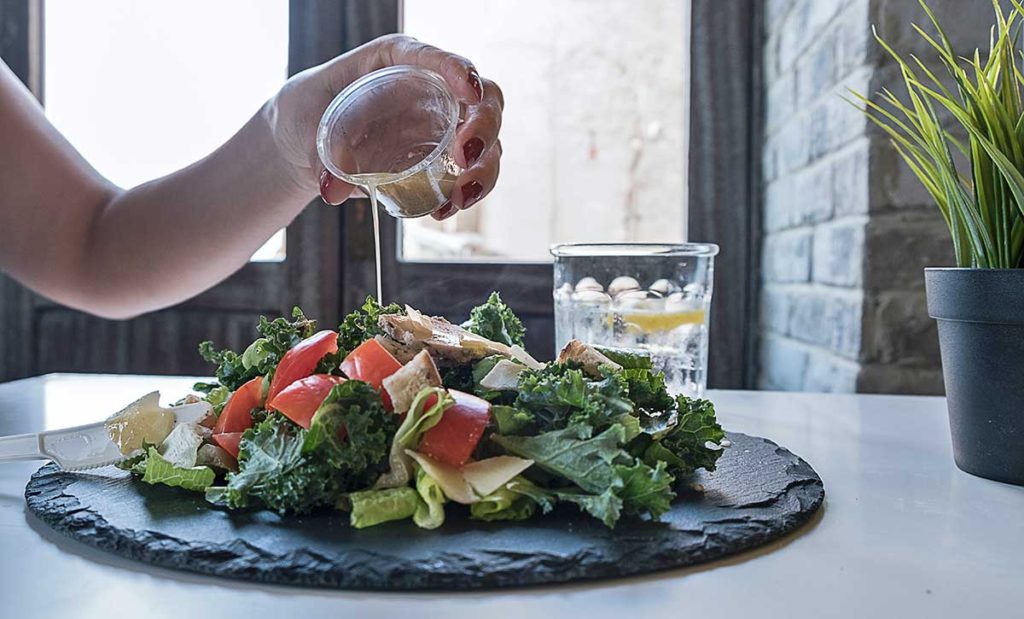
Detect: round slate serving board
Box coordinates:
(25, 432, 823, 590)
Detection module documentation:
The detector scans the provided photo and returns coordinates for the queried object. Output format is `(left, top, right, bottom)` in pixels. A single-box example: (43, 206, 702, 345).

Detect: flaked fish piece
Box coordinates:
(374, 334, 423, 364)
(557, 339, 622, 376)
(378, 306, 542, 368)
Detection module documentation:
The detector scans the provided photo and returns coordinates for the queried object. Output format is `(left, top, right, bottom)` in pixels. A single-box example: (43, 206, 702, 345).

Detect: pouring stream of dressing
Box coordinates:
(368, 184, 383, 303)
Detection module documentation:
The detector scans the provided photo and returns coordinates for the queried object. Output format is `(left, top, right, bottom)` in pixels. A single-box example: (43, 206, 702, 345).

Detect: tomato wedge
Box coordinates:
(267, 374, 347, 429)
(418, 390, 491, 467)
(266, 330, 339, 402)
(213, 376, 264, 434)
(340, 339, 403, 410)
(212, 431, 244, 459)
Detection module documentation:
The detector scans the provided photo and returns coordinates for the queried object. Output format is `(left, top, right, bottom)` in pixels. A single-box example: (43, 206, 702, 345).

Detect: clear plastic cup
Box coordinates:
(316, 65, 461, 218)
(551, 243, 720, 398)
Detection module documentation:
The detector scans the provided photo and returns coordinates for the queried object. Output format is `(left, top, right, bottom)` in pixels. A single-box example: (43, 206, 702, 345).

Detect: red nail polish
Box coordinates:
(319, 169, 335, 203)
(435, 201, 454, 219)
(463, 137, 484, 166)
(460, 181, 483, 208)
(468, 70, 483, 102)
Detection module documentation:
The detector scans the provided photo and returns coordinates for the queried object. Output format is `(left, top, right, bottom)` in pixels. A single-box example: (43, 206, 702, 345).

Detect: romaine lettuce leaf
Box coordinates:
(345, 487, 419, 529)
(140, 447, 215, 492)
(412, 467, 446, 529)
(470, 484, 536, 521)
(375, 387, 453, 488)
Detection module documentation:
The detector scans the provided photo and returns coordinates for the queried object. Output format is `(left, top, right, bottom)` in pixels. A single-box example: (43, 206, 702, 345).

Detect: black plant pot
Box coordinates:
(926, 268, 1024, 486)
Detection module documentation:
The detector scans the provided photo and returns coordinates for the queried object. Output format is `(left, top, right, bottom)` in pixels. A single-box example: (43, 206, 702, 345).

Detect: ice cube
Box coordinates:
(572, 289, 611, 304)
(554, 282, 574, 301)
(575, 277, 604, 293)
(608, 276, 641, 297)
(664, 291, 689, 311)
(615, 289, 665, 311)
(649, 278, 680, 296)
(682, 283, 705, 299)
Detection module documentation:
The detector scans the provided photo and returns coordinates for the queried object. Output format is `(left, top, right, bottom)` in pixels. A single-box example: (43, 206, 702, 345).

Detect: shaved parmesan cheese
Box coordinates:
(405, 451, 535, 504)
(406, 450, 477, 504)
(462, 455, 533, 497)
(508, 345, 544, 370)
(479, 359, 527, 391)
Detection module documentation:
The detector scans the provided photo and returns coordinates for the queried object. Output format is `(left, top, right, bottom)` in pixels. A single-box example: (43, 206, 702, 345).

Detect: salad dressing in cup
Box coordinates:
(317, 66, 462, 302)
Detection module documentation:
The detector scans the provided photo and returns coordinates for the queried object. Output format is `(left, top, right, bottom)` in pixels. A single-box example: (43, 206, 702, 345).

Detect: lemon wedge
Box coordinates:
(621, 309, 706, 333)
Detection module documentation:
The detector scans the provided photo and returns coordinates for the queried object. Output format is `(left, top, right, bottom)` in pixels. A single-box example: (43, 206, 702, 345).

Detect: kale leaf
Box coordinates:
(198, 307, 316, 391)
(493, 423, 676, 527)
(647, 396, 726, 476)
(513, 363, 632, 433)
(336, 296, 404, 359)
(305, 380, 397, 486)
(621, 368, 675, 411)
(463, 292, 525, 347)
(207, 382, 397, 516)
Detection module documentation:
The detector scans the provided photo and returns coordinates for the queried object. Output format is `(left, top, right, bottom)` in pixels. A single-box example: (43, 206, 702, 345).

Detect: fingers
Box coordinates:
(319, 169, 354, 206)
(452, 139, 501, 211)
(454, 77, 503, 168)
(376, 35, 483, 104)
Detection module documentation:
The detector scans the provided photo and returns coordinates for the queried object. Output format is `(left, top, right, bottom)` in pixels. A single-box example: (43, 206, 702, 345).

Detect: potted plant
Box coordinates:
(852, 1, 1024, 485)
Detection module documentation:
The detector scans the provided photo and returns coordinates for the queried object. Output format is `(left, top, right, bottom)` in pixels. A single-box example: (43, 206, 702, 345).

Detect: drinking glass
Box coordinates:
(316, 65, 461, 218)
(551, 243, 719, 398)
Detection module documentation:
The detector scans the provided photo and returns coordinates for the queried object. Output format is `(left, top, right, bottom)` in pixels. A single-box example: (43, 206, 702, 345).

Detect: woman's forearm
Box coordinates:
(76, 106, 313, 318)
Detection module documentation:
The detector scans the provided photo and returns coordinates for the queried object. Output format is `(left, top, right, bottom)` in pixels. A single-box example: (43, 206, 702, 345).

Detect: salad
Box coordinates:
(114, 293, 727, 529)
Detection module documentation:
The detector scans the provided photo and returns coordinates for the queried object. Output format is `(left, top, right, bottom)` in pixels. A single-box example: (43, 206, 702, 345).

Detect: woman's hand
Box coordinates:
(267, 34, 504, 220)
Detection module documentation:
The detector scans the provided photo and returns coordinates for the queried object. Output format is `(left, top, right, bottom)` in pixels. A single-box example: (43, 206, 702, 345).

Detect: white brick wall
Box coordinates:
(759, 0, 997, 394)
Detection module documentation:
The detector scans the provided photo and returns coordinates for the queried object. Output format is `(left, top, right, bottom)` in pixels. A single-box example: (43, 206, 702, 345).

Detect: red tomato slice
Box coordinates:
(266, 330, 339, 402)
(340, 339, 403, 410)
(418, 390, 491, 467)
(267, 374, 347, 429)
(213, 376, 264, 434)
(212, 431, 244, 459)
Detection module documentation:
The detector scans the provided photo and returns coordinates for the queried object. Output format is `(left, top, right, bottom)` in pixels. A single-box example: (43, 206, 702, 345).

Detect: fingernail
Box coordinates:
(463, 137, 484, 166)
(434, 201, 455, 219)
(460, 181, 483, 208)
(468, 70, 483, 102)
(319, 169, 340, 205)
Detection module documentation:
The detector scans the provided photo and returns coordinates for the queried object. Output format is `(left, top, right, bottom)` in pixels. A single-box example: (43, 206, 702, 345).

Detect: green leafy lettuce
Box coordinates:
(138, 447, 215, 492)
(344, 487, 419, 529)
(375, 387, 454, 488)
(463, 292, 525, 347)
(470, 485, 536, 521)
(412, 467, 447, 529)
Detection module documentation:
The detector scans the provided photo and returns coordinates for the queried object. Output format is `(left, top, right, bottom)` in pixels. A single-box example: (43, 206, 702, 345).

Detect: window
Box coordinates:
(43, 0, 289, 261)
(401, 0, 690, 262)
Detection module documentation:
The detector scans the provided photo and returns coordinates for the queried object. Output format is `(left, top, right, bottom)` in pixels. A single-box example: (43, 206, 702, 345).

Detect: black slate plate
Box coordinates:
(25, 432, 823, 590)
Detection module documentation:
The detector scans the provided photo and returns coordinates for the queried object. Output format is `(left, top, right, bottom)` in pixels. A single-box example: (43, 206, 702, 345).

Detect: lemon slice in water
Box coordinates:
(621, 309, 706, 334)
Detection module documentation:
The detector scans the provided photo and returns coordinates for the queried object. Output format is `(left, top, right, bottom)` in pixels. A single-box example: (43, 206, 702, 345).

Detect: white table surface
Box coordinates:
(1, 373, 1022, 619)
